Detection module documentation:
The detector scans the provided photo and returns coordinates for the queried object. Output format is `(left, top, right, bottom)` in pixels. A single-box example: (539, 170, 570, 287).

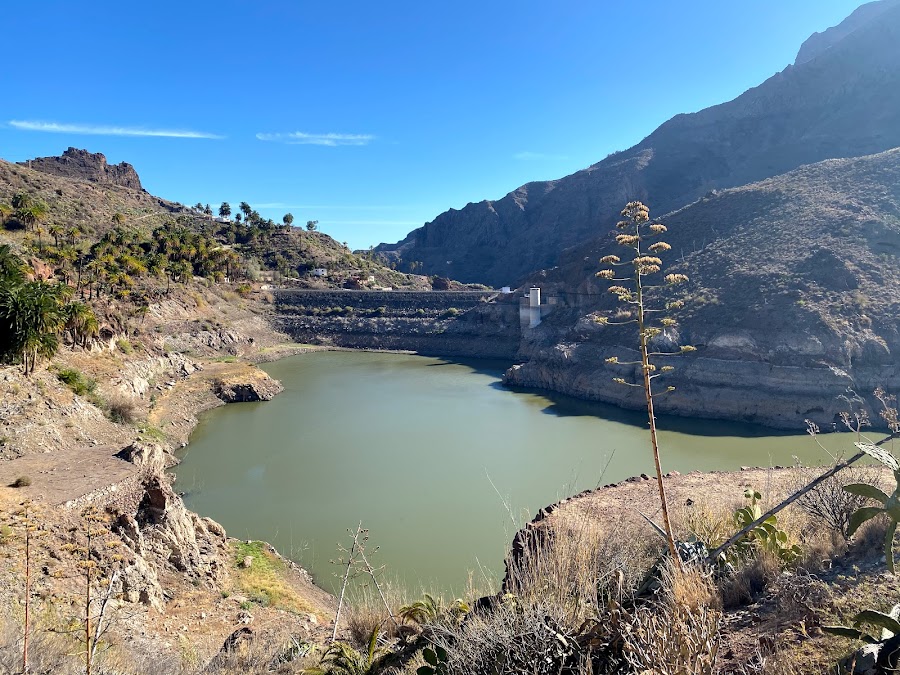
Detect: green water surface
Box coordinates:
(173, 351, 853, 595)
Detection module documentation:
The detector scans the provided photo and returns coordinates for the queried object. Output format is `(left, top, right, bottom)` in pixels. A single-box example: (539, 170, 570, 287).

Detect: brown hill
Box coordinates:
(376, 1, 900, 287)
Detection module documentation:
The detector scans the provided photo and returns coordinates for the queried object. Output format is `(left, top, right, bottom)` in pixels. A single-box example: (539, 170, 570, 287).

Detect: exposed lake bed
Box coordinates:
(173, 350, 858, 595)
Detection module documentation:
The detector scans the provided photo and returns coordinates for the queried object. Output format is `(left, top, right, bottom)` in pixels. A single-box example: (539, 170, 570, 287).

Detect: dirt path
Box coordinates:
(0, 443, 136, 506)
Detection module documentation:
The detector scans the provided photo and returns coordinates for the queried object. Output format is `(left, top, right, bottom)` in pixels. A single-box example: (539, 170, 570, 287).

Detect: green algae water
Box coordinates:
(173, 351, 852, 596)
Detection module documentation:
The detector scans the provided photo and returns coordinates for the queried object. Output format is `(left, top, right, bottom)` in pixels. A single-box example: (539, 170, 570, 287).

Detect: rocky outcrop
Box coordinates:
(19, 147, 143, 190)
(132, 475, 228, 579)
(376, 2, 900, 286)
(114, 351, 200, 398)
(213, 370, 284, 402)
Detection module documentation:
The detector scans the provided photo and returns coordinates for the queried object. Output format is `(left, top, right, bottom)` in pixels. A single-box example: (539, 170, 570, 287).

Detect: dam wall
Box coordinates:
(274, 289, 522, 359)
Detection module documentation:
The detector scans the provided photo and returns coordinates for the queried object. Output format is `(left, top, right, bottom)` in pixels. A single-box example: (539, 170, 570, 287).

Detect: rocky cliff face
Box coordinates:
(275, 289, 521, 358)
(377, 1, 900, 287)
(19, 147, 143, 190)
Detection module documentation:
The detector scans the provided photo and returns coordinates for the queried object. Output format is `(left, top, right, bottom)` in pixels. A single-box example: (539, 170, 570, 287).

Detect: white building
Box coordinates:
(312, 268, 328, 277)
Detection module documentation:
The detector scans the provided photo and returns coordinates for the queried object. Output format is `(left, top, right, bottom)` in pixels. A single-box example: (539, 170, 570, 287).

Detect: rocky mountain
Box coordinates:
(376, 0, 900, 287)
(794, 0, 900, 65)
(19, 146, 144, 190)
(505, 147, 900, 428)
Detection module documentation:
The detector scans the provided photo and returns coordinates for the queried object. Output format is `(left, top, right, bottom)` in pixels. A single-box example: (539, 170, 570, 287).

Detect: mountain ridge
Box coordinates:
(376, 0, 900, 287)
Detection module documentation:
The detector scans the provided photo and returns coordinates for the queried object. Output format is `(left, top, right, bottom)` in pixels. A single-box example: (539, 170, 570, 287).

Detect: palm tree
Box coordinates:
(49, 224, 64, 248)
(0, 245, 27, 287)
(66, 225, 82, 246)
(0, 202, 12, 228)
(239, 202, 252, 220)
(64, 302, 98, 348)
(0, 281, 69, 374)
(219, 202, 231, 218)
(11, 192, 33, 210)
(283, 213, 294, 226)
(16, 201, 48, 233)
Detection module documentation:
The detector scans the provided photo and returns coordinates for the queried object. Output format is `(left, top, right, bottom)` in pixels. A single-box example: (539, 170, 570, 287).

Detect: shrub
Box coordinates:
(793, 463, 885, 539)
(9, 476, 31, 488)
(56, 368, 97, 397)
(115, 338, 133, 354)
(441, 307, 461, 318)
(105, 395, 137, 424)
(236, 283, 252, 297)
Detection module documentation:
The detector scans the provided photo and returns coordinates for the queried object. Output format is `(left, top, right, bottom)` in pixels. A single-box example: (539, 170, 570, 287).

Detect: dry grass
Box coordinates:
(344, 580, 407, 648)
(0, 606, 182, 675)
(232, 541, 319, 616)
(505, 509, 659, 627)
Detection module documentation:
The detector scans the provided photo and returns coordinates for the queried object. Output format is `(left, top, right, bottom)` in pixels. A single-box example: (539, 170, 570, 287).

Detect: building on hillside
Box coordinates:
(312, 268, 328, 277)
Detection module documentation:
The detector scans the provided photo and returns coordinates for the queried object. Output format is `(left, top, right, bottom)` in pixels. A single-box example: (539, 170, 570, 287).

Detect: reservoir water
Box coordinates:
(173, 351, 855, 595)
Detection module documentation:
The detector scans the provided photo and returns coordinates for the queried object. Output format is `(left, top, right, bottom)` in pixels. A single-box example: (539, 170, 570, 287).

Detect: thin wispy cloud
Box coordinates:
(514, 151, 568, 161)
(256, 131, 375, 147)
(8, 119, 223, 139)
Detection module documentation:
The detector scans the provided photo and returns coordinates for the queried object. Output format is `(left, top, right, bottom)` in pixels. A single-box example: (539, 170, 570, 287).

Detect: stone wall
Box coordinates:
(275, 289, 521, 359)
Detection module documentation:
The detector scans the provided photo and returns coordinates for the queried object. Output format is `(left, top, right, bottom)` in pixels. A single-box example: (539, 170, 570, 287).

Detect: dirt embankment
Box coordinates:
(0, 286, 337, 667)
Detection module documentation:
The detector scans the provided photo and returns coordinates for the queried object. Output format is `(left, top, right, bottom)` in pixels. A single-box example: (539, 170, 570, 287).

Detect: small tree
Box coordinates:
(219, 202, 231, 218)
(595, 201, 693, 567)
(307, 220, 319, 232)
(283, 213, 294, 226)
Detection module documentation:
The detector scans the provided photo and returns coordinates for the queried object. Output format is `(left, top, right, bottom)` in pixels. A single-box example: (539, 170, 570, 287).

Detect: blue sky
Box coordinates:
(1, 0, 863, 249)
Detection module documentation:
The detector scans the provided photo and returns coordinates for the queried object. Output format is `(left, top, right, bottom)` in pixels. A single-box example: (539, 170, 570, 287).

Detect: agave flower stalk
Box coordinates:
(596, 202, 693, 568)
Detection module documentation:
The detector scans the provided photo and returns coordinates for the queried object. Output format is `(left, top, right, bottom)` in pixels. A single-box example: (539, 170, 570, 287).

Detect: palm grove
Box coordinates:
(0, 192, 289, 375)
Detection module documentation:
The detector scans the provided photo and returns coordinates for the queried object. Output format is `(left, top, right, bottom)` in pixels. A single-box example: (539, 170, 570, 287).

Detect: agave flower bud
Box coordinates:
(600, 255, 621, 265)
(596, 269, 615, 280)
(649, 224, 667, 234)
(661, 366, 675, 373)
(660, 318, 677, 327)
(634, 256, 663, 266)
(680, 345, 697, 353)
(605, 356, 619, 364)
(594, 316, 609, 325)
(616, 234, 640, 246)
(616, 220, 630, 229)
(613, 377, 627, 385)
(607, 286, 628, 295)
(665, 273, 689, 285)
(648, 242, 671, 252)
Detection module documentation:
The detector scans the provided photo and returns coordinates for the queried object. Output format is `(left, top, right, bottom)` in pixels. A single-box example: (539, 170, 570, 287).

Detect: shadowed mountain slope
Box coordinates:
(377, 1, 900, 287)
(506, 147, 900, 428)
